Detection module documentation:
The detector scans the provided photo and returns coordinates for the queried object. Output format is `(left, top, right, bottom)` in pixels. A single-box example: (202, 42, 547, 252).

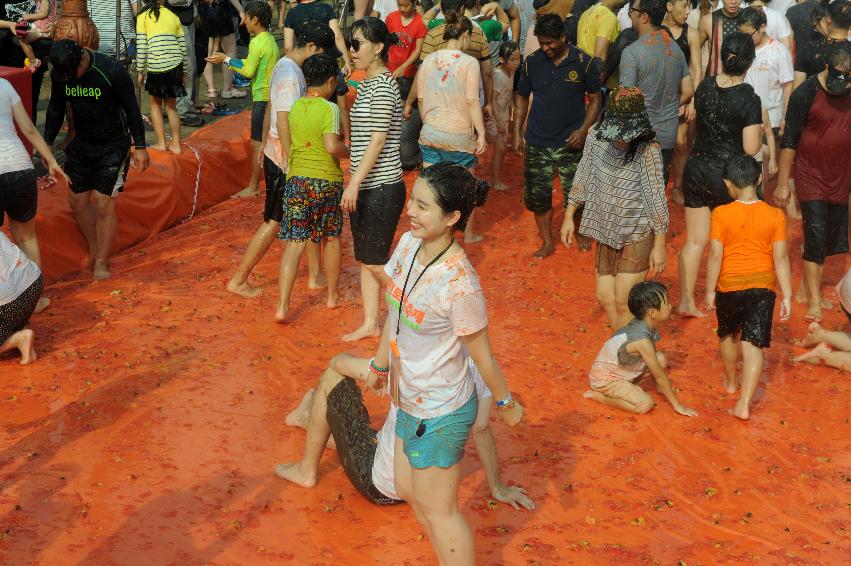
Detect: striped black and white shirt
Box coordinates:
(568, 129, 669, 250)
(349, 72, 403, 190)
(89, 0, 138, 58)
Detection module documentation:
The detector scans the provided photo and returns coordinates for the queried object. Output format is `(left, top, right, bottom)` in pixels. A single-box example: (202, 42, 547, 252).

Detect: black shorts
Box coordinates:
(800, 200, 849, 265)
(263, 155, 285, 223)
(683, 155, 733, 210)
(65, 139, 132, 197)
(349, 181, 406, 265)
(251, 101, 267, 142)
(0, 168, 37, 226)
(716, 288, 776, 348)
(326, 377, 402, 506)
(0, 275, 42, 344)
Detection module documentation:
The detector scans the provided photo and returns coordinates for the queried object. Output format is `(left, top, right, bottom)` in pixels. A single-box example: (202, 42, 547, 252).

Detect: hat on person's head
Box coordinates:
(596, 86, 656, 143)
(50, 39, 84, 83)
(298, 21, 341, 60)
(837, 268, 851, 321)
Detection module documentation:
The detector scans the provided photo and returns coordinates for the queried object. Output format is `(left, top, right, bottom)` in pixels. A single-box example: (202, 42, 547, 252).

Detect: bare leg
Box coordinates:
(411, 462, 473, 565)
(353, 0, 374, 20)
(491, 137, 507, 190)
(719, 335, 739, 393)
(0, 329, 37, 365)
(464, 208, 484, 243)
(164, 98, 182, 154)
(9, 218, 41, 267)
(220, 33, 237, 94)
(306, 242, 326, 289)
(582, 389, 653, 414)
(275, 239, 308, 322)
(532, 209, 554, 258)
(671, 120, 690, 206)
(394, 437, 438, 545)
(731, 341, 764, 420)
(594, 273, 618, 329)
(275, 368, 346, 487)
(323, 237, 341, 308)
(794, 342, 851, 371)
(68, 191, 99, 259)
(803, 260, 824, 322)
(613, 271, 647, 328)
(92, 192, 117, 280)
(232, 140, 263, 197)
(284, 388, 337, 449)
(149, 96, 167, 150)
(227, 220, 281, 298)
(342, 264, 384, 342)
(678, 206, 710, 317)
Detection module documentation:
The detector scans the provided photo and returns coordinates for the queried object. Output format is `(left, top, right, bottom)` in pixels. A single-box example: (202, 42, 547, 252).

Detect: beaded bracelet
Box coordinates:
(368, 358, 390, 376)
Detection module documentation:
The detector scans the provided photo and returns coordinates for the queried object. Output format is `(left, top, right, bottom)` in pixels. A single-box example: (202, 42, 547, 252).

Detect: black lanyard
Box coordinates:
(396, 239, 455, 336)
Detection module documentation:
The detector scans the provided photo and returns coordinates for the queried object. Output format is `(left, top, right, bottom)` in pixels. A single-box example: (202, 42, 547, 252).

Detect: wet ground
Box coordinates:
(1, 120, 848, 563)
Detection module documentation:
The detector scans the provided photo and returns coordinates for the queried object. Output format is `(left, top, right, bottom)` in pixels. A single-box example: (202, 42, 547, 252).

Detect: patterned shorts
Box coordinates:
(278, 176, 343, 243)
(523, 144, 582, 213)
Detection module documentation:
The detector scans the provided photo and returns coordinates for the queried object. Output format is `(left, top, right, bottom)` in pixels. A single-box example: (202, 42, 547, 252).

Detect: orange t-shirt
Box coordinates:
(709, 200, 788, 293)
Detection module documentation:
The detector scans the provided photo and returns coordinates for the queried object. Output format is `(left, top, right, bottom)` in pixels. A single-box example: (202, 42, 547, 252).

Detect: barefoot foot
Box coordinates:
(231, 186, 260, 199)
(793, 342, 831, 364)
(677, 303, 706, 318)
(150, 141, 167, 151)
(274, 462, 316, 488)
(342, 323, 381, 342)
(284, 389, 315, 428)
(168, 141, 182, 154)
(226, 278, 262, 298)
(532, 242, 554, 258)
(307, 271, 327, 290)
(723, 374, 740, 394)
(729, 402, 750, 420)
(274, 304, 290, 323)
(34, 297, 51, 314)
(794, 321, 823, 347)
(804, 303, 823, 323)
(795, 284, 809, 304)
(326, 292, 340, 309)
(93, 261, 111, 280)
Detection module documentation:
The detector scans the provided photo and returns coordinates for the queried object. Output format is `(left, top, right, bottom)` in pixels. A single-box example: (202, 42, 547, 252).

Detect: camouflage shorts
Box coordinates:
(523, 144, 582, 213)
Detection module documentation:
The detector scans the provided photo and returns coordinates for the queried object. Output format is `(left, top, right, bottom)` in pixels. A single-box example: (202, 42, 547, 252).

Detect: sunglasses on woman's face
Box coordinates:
(347, 37, 368, 52)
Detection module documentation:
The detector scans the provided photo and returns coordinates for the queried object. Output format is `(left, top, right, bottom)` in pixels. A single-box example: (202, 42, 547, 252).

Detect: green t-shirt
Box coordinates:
(287, 96, 343, 182)
(227, 31, 280, 101)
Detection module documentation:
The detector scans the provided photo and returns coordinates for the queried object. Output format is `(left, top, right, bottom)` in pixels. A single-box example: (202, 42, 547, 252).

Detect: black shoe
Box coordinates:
(181, 115, 204, 127)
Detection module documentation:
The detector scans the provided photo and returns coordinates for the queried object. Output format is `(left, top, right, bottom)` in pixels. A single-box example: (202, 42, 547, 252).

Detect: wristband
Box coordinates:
(224, 56, 231, 67)
(368, 358, 389, 376)
(496, 393, 514, 408)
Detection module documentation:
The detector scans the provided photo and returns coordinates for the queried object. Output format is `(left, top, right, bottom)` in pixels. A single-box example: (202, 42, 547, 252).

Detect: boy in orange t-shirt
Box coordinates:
(705, 155, 792, 421)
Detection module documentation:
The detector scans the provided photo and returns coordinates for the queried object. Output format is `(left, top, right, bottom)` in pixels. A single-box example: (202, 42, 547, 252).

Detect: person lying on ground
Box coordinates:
(0, 232, 43, 365)
(583, 281, 699, 417)
(793, 268, 851, 371)
(276, 353, 535, 511)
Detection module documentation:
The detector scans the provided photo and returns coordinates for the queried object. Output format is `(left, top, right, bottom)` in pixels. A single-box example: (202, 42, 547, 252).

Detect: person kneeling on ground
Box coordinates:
(0, 232, 43, 364)
(705, 155, 792, 420)
(793, 268, 851, 371)
(276, 353, 536, 511)
(583, 281, 698, 417)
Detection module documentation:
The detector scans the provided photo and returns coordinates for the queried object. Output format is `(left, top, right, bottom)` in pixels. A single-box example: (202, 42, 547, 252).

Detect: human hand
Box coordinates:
(47, 160, 70, 183)
(513, 132, 524, 154)
(499, 400, 524, 426)
(560, 215, 575, 247)
(482, 103, 493, 121)
(392, 66, 404, 78)
(565, 127, 587, 150)
(132, 148, 150, 172)
(479, 1, 499, 17)
(403, 102, 413, 120)
(768, 158, 778, 176)
(704, 290, 716, 311)
(340, 183, 359, 213)
(476, 133, 487, 155)
(343, 61, 353, 77)
(685, 102, 696, 123)
(647, 243, 666, 277)
(205, 52, 227, 64)
(773, 181, 791, 208)
(779, 296, 792, 321)
(674, 404, 698, 417)
(492, 484, 535, 510)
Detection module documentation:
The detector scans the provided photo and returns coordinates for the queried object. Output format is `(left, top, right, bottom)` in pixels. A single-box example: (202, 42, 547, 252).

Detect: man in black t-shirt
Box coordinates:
(45, 40, 150, 281)
(793, 0, 851, 85)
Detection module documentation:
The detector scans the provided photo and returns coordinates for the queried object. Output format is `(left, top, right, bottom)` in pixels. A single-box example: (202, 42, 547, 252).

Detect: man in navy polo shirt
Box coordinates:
(514, 13, 602, 259)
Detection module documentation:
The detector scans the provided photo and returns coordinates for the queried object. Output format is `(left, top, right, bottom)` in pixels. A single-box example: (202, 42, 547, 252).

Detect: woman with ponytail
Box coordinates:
(365, 162, 524, 564)
(341, 17, 407, 343)
(678, 31, 762, 318)
(416, 14, 488, 243)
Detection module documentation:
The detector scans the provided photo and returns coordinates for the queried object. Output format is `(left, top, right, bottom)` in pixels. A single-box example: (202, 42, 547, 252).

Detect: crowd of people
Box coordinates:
(1, 0, 850, 562)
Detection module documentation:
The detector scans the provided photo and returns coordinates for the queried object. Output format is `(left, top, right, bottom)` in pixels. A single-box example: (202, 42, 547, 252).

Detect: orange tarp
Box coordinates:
(0, 118, 848, 564)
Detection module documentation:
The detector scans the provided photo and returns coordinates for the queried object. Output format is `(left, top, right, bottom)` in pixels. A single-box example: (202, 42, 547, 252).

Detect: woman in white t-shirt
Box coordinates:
(0, 232, 42, 364)
(364, 162, 524, 564)
(0, 77, 65, 272)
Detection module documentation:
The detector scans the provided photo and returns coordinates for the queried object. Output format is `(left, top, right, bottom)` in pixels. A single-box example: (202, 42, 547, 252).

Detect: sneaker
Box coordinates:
(181, 115, 204, 127)
(232, 73, 251, 88)
(221, 89, 247, 99)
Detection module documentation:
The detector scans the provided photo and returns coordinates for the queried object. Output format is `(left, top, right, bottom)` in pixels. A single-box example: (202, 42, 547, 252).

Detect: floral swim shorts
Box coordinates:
(278, 175, 344, 243)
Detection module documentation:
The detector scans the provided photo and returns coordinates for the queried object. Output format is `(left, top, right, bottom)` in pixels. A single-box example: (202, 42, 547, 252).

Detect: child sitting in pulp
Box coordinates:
(584, 281, 698, 417)
(705, 155, 792, 420)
